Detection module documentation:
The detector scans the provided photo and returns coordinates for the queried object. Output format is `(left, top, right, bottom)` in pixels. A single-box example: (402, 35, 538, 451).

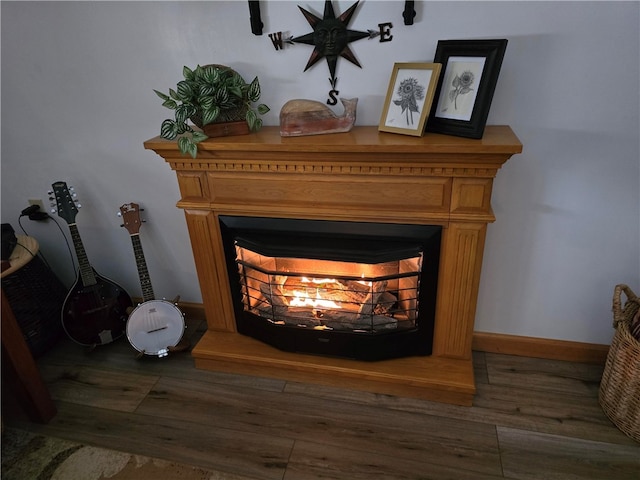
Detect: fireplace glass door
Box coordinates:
(219, 216, 441, 361)
(236, 245, 422, 333)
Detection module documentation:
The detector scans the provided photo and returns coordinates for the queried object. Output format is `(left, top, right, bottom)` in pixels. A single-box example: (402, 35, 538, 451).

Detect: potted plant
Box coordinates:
(154, 64, 270, 158)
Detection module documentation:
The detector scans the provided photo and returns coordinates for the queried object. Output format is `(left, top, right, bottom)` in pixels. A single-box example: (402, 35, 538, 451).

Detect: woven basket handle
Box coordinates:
(612, 284, 640, 328)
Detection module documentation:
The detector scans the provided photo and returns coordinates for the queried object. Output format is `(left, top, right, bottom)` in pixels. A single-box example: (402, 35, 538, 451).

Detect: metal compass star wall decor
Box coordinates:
(265, 0, 393, 105)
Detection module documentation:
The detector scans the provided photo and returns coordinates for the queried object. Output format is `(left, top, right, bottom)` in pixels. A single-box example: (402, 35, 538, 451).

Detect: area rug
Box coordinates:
(1, 427, 234, 480)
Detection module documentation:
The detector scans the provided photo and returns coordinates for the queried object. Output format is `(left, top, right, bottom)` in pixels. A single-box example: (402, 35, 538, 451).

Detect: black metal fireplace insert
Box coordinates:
(219, 216, 441, 361)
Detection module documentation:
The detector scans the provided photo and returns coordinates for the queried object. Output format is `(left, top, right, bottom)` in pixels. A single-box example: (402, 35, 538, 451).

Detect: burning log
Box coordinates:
(254, 303, 397, 331)
(253, 276, 401, 332)
(358, 281, 388, 316)
(255, 304, 322, 327)
(322, 313, 398, 331)
(259, 283, 287, 307)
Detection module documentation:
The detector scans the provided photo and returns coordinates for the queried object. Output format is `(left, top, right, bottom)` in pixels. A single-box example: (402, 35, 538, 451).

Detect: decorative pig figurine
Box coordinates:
(279, 98, 358, 137)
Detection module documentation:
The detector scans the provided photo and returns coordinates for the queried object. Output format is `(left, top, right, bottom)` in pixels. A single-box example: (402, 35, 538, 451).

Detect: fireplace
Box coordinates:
(145, 125, 522, 405)
(219, 215, 441, 361)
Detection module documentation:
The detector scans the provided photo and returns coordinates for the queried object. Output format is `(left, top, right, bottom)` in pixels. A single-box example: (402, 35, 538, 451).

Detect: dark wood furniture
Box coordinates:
(1, 236, 56, 422)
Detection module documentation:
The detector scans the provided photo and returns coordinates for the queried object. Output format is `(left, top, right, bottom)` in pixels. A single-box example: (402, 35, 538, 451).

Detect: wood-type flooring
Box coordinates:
(4, 315, 639, 479)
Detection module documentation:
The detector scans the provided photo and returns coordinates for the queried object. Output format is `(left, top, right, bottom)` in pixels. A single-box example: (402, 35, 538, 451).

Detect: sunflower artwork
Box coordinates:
(426, 39, 508, 139)
(379, 62, 441, 136)
(393, 77, 425, 126)
(432, 56, 486, 122)
(448, 71, 474, 111)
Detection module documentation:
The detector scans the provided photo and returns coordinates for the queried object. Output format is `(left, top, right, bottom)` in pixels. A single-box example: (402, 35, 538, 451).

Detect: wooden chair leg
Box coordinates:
(1, 289, 56, 423)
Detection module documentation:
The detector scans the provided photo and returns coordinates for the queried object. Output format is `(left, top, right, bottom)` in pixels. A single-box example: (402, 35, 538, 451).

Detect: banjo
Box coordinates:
(119, 202, 185, 357)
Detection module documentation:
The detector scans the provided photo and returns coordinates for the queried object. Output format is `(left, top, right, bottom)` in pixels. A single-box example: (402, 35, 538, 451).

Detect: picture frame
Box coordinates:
(378, 62, 441, 136)
(426, 39, 508, 139)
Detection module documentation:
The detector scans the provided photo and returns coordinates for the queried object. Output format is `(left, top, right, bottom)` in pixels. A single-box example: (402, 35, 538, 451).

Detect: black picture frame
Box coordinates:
(426, 39, 508, 139)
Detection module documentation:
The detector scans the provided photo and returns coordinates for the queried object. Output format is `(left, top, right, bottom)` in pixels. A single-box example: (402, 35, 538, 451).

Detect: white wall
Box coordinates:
(2, 1, 638, 345)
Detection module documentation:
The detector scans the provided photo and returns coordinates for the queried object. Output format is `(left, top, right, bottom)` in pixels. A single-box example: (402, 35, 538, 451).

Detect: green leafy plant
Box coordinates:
(154, 64, 270, 158)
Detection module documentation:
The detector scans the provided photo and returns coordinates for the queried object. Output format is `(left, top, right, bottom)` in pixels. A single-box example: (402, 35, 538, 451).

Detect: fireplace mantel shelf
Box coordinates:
(145, 126, 522, 405)
(145, 125, 520, 155)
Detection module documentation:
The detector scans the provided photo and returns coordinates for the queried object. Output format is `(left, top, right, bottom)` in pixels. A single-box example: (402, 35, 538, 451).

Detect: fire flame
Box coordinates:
(358, 273, 372, 287)
(301, 277, 335, 284)
(288, 276, 342, 309)
(287, 275, 372, 309)
(289, 288, 341, 309)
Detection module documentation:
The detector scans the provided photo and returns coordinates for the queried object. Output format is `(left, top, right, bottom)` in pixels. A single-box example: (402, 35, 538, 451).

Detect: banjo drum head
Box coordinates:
(126, 300, 184, 356)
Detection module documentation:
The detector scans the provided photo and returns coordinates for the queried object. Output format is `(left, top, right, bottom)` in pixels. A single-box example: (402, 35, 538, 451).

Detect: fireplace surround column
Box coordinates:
(145, 126, 522, 405)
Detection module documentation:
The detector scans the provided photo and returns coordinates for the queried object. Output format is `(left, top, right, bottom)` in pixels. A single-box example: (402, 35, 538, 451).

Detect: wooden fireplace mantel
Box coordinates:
(145, 126, 522, 405)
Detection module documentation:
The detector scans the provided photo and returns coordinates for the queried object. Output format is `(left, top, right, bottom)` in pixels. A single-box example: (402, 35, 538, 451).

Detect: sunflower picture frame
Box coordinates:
(378, 62, 441, 136)
(426, 39, 508, 139)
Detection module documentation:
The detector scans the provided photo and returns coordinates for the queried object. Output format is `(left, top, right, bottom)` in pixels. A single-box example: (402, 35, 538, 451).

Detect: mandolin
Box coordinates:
(119, 202, 185, 357)
(52, 181, 133, 347)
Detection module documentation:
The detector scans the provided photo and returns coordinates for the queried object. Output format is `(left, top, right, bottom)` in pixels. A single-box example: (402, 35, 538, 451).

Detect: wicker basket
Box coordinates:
(599, 284, 640, 442)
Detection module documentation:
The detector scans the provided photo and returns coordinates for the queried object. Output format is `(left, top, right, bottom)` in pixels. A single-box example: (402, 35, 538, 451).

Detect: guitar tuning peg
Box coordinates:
(76, 203, 82, 209)
(116, 211, 122, 217)
(120, 224, 124, 228)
